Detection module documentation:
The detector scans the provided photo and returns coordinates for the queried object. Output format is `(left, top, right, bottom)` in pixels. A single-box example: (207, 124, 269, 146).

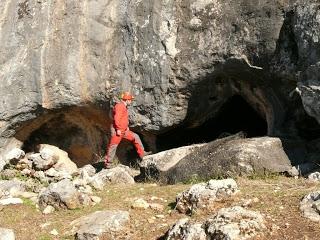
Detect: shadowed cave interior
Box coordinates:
(156, 95, 268, 152)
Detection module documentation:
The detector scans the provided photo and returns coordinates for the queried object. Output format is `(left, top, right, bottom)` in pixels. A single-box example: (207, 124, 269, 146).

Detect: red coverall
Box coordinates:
(104, 101, 144, 166)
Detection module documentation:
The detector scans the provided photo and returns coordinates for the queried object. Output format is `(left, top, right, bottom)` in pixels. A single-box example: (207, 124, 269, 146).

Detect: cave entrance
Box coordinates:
(156, 95, 268, 151)
(19, 107, 109, 168)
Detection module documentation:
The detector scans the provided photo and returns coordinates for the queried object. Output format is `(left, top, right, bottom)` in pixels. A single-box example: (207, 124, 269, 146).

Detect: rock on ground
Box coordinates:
(67, 210, 129, 240)
(176, 178, 238, 214)
(300, 191, 320, 222)
(38, 179, 82, 210)
(165, 206, 265, 240)
(0, 228, 15, 240)
(156, 135, 292, 184)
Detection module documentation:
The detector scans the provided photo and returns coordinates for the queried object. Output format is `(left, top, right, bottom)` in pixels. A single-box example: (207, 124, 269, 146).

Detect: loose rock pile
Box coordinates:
(0, 145, 135, 213)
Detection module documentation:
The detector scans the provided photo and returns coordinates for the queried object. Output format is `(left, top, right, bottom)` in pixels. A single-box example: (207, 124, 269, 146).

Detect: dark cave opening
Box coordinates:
(156, 95, 268, 151)
(20, 109, 109, 168)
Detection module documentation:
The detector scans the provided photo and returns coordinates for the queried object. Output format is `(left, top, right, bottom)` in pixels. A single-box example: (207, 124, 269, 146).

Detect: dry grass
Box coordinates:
(1, 176, 320, 239)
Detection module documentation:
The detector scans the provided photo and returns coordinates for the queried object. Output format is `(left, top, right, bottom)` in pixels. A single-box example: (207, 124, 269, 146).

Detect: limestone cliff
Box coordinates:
(0, 0, 319, 165)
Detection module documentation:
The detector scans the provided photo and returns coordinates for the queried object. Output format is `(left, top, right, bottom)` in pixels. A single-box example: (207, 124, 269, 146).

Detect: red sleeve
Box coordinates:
(113, 103, 126, 130)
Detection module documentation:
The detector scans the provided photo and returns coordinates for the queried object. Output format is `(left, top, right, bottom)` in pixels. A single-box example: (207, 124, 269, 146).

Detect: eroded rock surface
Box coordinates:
(141, 134, 292, 183)
(67, 210, 130, 240)
(165, 206, 265, 240)
(0, 0, 320, 166)
(176, 179, 238, 214)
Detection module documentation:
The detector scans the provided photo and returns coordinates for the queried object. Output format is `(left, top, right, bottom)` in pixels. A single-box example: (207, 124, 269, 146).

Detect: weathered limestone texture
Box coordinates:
(0, 0, 320, 165)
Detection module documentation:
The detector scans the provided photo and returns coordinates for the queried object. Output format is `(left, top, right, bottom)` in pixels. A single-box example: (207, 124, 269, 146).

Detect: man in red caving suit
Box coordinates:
(104, 92, 145, 169)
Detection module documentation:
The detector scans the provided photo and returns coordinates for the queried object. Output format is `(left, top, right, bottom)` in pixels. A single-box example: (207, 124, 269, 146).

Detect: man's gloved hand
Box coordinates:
(116, 129, 122, 136)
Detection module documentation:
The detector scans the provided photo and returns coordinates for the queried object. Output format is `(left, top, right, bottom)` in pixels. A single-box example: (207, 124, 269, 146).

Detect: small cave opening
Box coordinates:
(156, 95, 268, 151)
(18, 107, 109, 168)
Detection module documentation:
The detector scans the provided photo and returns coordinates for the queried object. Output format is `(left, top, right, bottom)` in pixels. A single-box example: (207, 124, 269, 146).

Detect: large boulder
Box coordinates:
(141, 135, 292, 184)
(0, 180, 26, 198)
(139, 144, 205, 180)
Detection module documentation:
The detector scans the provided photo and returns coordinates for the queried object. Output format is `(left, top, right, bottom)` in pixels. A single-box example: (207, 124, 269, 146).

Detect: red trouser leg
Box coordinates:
(123, 130, 145, 158)
(105, 131, 122, 165)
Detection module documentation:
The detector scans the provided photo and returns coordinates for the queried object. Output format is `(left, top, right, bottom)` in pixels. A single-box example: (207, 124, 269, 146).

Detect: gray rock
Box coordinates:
(0, 197, 23, 205)
(1, 0, 320, 169)
(143, 135, 292, 184)
(140, 144, 205, 180)
(205, 206, 266, 240)
(176, 179, 238, 214)
(90, 166, 134, 190)
(164, 206, 265, 240)
(38, 179, 82, 210)
(0, 180, 26, 198)
(30, 153, 56, 171)
(67, 210, 129, 240)
(5, 148, 25, 165)
(0, 228, 15, 240)
(80, 165, 96, 177)
(165, 218, 206, 240)
(287, 162, 319, 177)
(308, 172, 320, 181)
(300, 191, 320, 222)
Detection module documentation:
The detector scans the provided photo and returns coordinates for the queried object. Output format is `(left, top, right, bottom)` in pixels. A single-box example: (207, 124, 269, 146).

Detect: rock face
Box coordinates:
(0, 0, 320, 166)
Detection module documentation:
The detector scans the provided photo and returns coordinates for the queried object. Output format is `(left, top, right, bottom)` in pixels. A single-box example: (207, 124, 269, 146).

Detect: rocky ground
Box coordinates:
(1, 175, 320, 239)
(1, 143, 320, 239)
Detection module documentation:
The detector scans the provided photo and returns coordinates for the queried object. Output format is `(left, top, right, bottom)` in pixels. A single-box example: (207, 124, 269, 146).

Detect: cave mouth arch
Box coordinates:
(17, 107, 110, 168)
(156, 95, 268, 151)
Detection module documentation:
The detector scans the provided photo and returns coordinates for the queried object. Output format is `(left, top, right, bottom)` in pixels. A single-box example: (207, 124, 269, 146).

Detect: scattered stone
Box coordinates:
(176, 178, 238, 214)
(205, 206, 266, 239)
(155, 214, 165, 219)
(38, 179, 82, 210)
(79, 165, 96, 177)
(287, 162, 319, 177)
(241, 197, 260, 207)
(39, 144, 78, 176)
(33, 171, 48, 184)
(300, 191, 320, 222)
(0, 197, 23, 205)
(308, 172, 320, 181)
(165, 218, 206, 240)
(0, 228, 15, 240)
(90, 166, 134, 190)
(40, 222, 51, 229)
(132, 198, 149, 209)
(29, 153, 56, 171)
(67, 210, 129, 239)
(5, 148, 25, 165)
(50, 229, 59, 236)
(165, 207, 265, 240)
(90, 196, 101, 204)
(149, 203, 164, 212)
(17, 191, 38, 199)
(43, 205, 55, 214)
(0, 180, 26, 197)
